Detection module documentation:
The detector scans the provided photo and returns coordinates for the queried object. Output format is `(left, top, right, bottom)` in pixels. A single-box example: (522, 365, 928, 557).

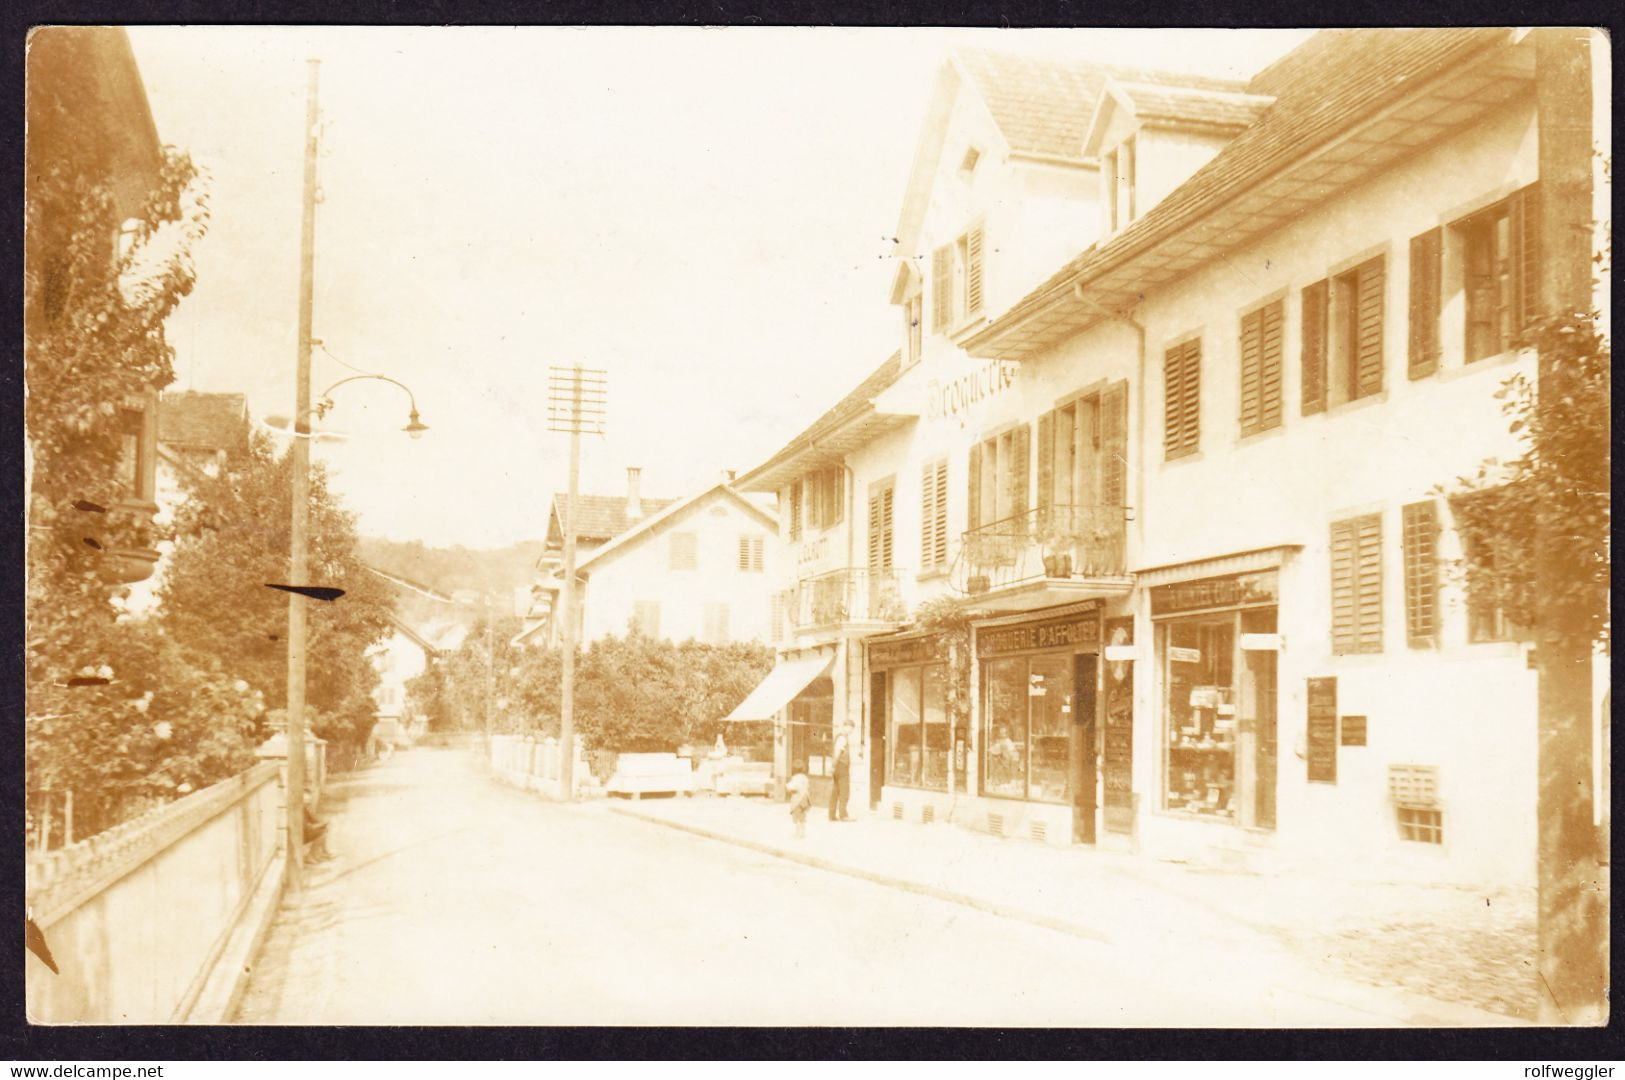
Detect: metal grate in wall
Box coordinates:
(922, 804, 935, 824)
(892, 802, 904, 821)
(1030, 821, 1047, 843)
(987, 812, 1004, 837)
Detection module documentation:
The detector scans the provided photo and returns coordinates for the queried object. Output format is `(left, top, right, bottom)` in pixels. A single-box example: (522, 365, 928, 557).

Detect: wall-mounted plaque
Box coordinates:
(1340, 715, 1367, 747)
(1306, 676, 1338, 783)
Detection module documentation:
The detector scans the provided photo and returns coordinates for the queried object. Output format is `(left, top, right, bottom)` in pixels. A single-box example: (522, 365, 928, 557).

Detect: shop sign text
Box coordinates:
(926, 360, 1019, 422)
(977, 606, 1100, 657)
(1151, 570, 1279, 616)
(868, 635, 941, 668)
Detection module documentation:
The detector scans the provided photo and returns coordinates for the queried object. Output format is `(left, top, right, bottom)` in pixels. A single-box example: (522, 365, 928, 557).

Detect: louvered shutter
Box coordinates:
(867, 492, 883, 572)
(1330, 519, 1358, 654)
(1010, 423, 1030, 520)
(1239, 308, 1264, 435)
(807, 473, 822, 531)
(1100, 381, 1128, 508)
(1354, 258, 1385, 399)
(1035, 410, 1055, 517)
(1301, 280, 1329, 415)
(882, 487, 894, 570)
(932, 245, 952, 332)
(1514, 182, 1541, 330)
(1163, 345, 1185, 458)
(1260, 300, 1283, 431)
(1402, 501, 1440, 647)
(920, 463, 937, 569)
(1408, 228, 1443, 379)
(966, 226, 985, 316)
(1177, 341, 1201, 455)
(1354, 514, 1383, 652)
(933, 461, 948, 568)
(789, 482, 802, 541)
(966, 442, 982, 532)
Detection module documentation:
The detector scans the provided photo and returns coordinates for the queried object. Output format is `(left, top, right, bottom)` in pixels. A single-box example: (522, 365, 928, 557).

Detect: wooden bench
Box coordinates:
(715, 761, 774, 797)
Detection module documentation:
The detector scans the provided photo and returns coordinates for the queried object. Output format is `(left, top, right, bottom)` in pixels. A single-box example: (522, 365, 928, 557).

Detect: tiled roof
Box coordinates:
(955, 48, 1248, 160)
(741, 351, 903, 482)
(982, 28, 1512, 329)
(158, 391, 248, 450)
(1113, 81, 1274, 131)
(549, 493, 677, 544)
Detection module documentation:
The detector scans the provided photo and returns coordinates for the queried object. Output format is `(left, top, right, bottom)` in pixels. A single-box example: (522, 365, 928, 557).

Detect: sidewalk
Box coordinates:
(607, 792, 1537, 1025)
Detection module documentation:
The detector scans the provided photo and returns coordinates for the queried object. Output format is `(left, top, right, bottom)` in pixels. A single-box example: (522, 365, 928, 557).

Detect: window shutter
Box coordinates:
(1035, 410, 1054, 516)
(1354, 257, 1385, 399)
(1408, 228, 1442, 379)
(1260, 300, 1283, 431)
(1402, 501, 1440, 647)
(770, 593, 785, 643)
(808, 472, 822, 531)
(932, 245, 952, 332)
(867, 492, 883, 572)
(738, 536, 748, 572)
(789, 482, 802, 541)
(1301, 280, 1328, 415)
(920, 464, 936, 569)
(1239, 308, 1263, 435)
(1163, 344, 1185, 458)
(1100, 381, 1128, 508)
(966, 442, 982, 532)
(1176, 339, 1202, 451)
(1515, 182, 1541, 330)
(933, 461, 948, 568)
(1355, 513, 1383, 652)
(966, 225, 985, 316)
(1330, 519, 1357, 654)
(1010, 423, 1030, 520)
(881, 487, 894, 570)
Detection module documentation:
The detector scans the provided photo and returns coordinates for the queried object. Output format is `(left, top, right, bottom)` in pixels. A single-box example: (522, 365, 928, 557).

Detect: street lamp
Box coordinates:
(315, 374, 430, 439)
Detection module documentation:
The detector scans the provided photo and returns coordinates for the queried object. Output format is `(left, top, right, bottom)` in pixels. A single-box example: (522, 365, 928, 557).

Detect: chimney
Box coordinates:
(626, 467, 643, 520)
(720, 468, 736, 485)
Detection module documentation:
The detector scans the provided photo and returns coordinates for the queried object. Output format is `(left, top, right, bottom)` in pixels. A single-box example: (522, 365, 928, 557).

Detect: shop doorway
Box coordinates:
(1072, 652, 1098, 844)
(869, 670, 886, 809)
(788, 676, 835, 808)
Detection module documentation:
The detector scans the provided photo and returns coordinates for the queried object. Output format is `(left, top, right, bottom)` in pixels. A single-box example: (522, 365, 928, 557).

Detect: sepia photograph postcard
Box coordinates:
(20, 23, 1611, 1037)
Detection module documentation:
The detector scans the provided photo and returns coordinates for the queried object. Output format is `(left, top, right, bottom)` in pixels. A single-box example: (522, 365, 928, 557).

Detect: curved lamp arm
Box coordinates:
(316, 373, 429, 437)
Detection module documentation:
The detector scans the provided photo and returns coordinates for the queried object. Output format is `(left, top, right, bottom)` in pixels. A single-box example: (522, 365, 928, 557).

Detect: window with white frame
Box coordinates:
(931, 224, 985, 334)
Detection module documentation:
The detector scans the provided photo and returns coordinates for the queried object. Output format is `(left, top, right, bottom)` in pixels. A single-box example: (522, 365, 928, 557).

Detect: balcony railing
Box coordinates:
(792, 568, 908, 630)
(954, 505, 1127, 596)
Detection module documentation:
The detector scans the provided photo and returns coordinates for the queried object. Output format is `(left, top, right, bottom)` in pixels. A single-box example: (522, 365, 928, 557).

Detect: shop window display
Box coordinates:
(1163, 617, 1236, 818)
(982, 655, 1074, 803)
(886, 663, 949, 791)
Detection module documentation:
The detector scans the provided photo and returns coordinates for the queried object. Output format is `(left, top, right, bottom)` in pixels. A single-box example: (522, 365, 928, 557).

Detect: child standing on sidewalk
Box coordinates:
(787, 761, 811, 839)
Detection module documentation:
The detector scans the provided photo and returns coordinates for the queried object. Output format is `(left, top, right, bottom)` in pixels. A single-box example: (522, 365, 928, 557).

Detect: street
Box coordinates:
(235, 748, 1469, 1027)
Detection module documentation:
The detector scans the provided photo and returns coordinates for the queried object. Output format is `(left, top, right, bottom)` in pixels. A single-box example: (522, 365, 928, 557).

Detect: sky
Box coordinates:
(126, 26, 1313, 549)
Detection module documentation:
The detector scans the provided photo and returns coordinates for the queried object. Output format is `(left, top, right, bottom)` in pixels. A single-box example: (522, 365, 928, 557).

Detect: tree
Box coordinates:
(162, 429, 395, 763)
(25, 28, 211, 846)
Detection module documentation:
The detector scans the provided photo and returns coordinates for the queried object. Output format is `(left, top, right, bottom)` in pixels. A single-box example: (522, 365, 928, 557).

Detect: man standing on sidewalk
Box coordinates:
(829, 733, 851, 821)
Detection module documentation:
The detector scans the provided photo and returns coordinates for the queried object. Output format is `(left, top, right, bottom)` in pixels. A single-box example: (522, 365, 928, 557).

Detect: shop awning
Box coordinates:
(722, 653, 833, 723)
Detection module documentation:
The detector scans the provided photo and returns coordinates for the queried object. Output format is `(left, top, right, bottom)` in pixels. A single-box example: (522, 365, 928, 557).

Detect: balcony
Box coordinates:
(951, 505, 1132, 612)
(791, 568, 908, 634)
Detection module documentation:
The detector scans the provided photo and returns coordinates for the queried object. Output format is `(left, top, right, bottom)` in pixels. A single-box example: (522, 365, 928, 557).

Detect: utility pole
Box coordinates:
(548, 366, 606, 801)
(285, 58, 320, 895)
(1532, 27, 1603, 1025)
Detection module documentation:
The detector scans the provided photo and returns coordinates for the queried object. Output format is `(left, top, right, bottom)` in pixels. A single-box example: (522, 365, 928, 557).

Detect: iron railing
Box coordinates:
(791, 567, 908, 629)
(954, 505, 1127, 595)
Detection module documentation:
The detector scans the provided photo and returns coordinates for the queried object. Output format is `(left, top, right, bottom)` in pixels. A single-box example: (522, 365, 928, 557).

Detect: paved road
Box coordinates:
(234, 747, 1390, 1026)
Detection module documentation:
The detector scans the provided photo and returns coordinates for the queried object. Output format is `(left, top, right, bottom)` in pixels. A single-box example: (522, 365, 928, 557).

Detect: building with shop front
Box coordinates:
(733, 30, 1607, 887)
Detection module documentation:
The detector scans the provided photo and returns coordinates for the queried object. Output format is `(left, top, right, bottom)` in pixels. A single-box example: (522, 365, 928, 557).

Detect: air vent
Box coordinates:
(987, 812, 1004, 837)
(892, 802, 904, 821)
(922, 804, 935, 824)
(1030, 821, 1047, 843)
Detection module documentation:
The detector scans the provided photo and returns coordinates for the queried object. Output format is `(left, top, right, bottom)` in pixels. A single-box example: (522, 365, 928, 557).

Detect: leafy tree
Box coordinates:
(1446, 310, 1610, 651)
(25, 28, 211, 845)
(162, 429, 395, 762)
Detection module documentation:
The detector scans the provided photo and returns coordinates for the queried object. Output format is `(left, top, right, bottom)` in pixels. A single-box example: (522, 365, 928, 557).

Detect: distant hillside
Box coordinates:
(358, 536, 545, 601)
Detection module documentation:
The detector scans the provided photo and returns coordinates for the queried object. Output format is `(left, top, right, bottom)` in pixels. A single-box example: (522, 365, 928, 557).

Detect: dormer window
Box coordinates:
(1104, 135, 1137, 233)
(931, 223, 985, 335)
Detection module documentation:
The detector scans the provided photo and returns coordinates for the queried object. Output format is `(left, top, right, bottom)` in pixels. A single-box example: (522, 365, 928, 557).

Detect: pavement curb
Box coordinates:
(608, 803, 1533, 1029)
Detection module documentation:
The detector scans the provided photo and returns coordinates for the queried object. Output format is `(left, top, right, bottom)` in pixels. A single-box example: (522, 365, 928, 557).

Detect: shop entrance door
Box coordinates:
(1072, 652, 1098, 844)
(869, 670, 886, 809)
